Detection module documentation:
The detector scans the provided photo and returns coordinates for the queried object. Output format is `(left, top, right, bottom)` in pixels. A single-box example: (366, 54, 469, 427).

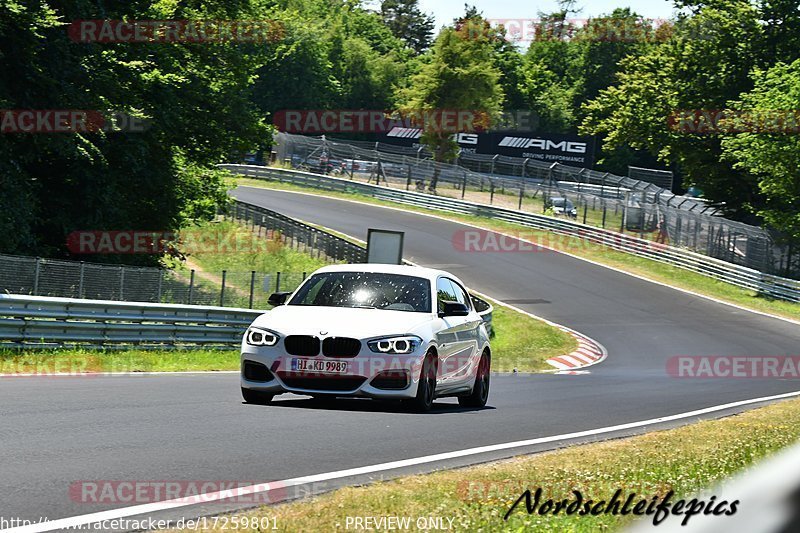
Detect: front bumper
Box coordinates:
(241, 346, 425, 399)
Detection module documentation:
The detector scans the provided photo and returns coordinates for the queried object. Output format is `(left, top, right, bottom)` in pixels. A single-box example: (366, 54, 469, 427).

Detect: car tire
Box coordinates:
(459, 351, 490, 408)
(407, 352, 437, 413)
(241, 388, 274, 405)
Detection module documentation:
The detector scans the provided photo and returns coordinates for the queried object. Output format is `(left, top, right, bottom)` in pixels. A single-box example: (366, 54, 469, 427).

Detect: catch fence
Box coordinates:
(273, 133, 795, 277)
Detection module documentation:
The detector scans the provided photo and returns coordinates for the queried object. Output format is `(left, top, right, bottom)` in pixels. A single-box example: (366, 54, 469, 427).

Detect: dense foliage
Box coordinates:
(1, 0, 799, 262)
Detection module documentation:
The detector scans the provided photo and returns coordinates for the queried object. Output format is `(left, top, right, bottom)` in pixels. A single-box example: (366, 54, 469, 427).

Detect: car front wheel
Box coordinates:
(407, 352, 437, 412)
(242, 388, 274, 405)
(459, 351, 490, 408)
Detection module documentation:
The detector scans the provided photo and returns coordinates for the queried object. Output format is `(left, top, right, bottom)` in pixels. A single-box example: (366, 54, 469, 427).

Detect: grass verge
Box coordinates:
(181, 219, 330, 275)
(0, 348, 238, 374)
(490, 304, 576, 372)
(184, 396, 800, 532)
(234, 177, 800, 322)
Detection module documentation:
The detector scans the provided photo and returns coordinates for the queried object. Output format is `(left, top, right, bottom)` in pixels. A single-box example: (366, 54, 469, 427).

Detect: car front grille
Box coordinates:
(279, 374, 367, 392)
(284, 335, 321, 357)
(322, 337, 362, 358)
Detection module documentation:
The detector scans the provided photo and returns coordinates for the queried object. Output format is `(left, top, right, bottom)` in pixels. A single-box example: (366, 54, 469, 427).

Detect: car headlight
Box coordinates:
(245, 327, 280, 347)
(368, 336, 422, 355)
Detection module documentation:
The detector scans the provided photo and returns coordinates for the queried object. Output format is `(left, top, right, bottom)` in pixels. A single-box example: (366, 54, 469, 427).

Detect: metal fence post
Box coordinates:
(220, 270, 227, 307)
(78, 261, 85, 299)
(33, 258, 41, 296)
(249, 271, 256, 309)
(119, 267, 125, 301)
(188, 270, 195, 305)
(157, 269, 163, 303)
(462, 172, 468, 199)
(276, 272, 281, 293)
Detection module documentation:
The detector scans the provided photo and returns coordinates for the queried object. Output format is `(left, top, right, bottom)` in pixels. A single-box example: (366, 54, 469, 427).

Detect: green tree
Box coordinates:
(0, 0, 268, 263)
(380, 0, 435, 54)
(398, 13, 504, 191)
(520, 4, 581, 133)
(581, 1, 764, 217)
(721, 60, 800, 241)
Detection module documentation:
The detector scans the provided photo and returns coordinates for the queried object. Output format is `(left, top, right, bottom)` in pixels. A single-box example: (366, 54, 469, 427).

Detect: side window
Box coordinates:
(436, 278, 458, 314)
(447, 279, 472, 311)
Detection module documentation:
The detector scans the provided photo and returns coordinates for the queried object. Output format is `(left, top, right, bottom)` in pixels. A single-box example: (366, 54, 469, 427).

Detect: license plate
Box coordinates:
(291, 358, 349, 374)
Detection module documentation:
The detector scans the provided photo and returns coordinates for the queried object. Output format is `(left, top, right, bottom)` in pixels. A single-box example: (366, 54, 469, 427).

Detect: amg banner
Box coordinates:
(382, 129, 596, 168)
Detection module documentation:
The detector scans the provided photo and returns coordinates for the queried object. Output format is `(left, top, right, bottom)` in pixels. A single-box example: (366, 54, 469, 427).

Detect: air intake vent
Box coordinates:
(242, 361, 274, 383)
(371, 370, 410, 390)
(279, 375, 367, 392)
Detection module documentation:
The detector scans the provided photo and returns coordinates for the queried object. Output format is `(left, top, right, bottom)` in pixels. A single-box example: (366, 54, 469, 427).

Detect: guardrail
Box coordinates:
(224, 164, 800, 303)
(0, 292, 493, 349)
(231, 201, 367, 264)
(0, 252, 494, 351)
(0, 294, 261, 349)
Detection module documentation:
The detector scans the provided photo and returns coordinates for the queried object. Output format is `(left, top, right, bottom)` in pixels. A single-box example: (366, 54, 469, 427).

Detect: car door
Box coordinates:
(446, 278, 482, 385)
(435, 277, 462, 385)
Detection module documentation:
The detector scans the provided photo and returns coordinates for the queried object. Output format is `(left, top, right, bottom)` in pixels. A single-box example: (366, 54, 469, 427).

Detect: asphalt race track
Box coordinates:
(2, 186, 799, 529)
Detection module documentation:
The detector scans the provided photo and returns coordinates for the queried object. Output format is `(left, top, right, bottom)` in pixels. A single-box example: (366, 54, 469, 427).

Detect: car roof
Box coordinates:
(312, 263, 458, 283)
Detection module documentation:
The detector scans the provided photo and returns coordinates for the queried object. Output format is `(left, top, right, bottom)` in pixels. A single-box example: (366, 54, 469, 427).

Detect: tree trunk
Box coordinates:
(428, 140, 445, 193)
(428, 166, 440, 193)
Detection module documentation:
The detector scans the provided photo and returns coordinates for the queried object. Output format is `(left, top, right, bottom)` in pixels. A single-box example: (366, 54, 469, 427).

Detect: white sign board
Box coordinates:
(366, 229, 404, 265)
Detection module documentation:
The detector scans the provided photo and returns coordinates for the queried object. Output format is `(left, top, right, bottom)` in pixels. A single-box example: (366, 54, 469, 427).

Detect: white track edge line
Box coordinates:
(8, 389, 800, 533)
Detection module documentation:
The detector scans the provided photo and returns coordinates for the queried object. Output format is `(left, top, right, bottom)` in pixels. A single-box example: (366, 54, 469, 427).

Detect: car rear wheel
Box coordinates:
(241, 388, 274, 405)
(459, 351, 490, 408)
(407, 352, 437, 412)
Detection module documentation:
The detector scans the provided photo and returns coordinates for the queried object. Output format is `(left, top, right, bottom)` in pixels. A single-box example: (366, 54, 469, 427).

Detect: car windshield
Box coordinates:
(289, 272, 432, 313)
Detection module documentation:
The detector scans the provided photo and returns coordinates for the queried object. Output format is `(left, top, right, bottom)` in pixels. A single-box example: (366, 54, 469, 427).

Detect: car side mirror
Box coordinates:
(439, 301, 470, 318)
(268, 292, 292, 307)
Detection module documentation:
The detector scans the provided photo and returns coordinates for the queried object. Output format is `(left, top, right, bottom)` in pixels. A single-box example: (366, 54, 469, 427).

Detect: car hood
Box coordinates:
(251, 306, 432, 339)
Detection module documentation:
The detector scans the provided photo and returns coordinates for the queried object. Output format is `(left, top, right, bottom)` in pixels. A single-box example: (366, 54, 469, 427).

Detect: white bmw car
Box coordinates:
(241, 264, 491, 412)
